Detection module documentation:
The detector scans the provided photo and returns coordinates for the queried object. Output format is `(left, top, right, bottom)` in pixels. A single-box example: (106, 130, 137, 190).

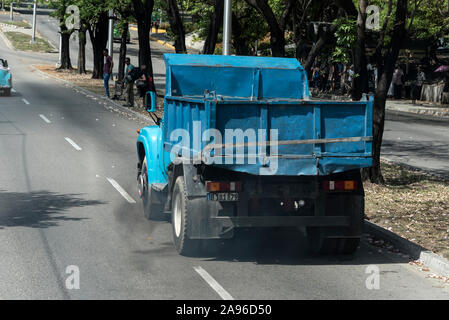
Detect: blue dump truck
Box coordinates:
(137, 54, 373, 256)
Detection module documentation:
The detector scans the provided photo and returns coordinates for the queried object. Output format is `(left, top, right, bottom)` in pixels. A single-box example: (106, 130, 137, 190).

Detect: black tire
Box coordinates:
(139, 156, 164, 221)
(1, 88, 11, 96)
(307, 228, 360, 255)
(171, 176, 201, 256)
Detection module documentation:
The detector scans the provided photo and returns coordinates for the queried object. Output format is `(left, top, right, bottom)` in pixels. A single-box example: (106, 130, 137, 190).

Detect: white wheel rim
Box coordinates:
(173, 193, 182, 238)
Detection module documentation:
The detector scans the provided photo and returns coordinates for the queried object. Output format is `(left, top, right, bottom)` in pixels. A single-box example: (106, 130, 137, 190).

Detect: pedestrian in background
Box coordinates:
(103, 49, 114, 98)
(320, 63, 329, 92)
(345, 65, 354, 96)
(412, 66, 426, 103)
(123, 57, 135, 108)
(392, 65, 404, 99)
(249, 47, 257, 56)
(311, 66, 320, 89)
(136, 65, 156, 108)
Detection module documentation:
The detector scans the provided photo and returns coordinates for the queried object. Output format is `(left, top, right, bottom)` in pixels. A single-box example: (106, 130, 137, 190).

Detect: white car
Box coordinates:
(0, 58, 12, 96)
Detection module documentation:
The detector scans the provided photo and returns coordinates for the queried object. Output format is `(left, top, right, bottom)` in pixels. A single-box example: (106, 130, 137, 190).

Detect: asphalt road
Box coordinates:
(383, 111, 449, 178)
(1, 11, 449, 301)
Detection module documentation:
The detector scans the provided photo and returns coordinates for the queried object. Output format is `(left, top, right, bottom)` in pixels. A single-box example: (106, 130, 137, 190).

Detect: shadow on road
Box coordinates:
(382, 139, 449, 178)
(197, 229, 413, 266)
(0, 190, 104, 229)
(127, 217, 412, 266)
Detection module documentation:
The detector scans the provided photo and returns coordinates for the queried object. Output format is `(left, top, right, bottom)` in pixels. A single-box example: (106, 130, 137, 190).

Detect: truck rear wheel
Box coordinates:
(307, 228, 360, 255)
(171, 176, 201, 256)
(139, 156, 164, 221)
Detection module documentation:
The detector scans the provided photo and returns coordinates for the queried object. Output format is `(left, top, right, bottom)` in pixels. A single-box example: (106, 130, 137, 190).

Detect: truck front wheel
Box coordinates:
(171, 176, 201, 256)
(139, 156, 164, 221)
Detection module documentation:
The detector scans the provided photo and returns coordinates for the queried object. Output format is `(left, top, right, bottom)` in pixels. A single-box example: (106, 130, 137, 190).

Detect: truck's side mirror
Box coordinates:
(4, 60, 7, 68)
(145, 91, 156, 113)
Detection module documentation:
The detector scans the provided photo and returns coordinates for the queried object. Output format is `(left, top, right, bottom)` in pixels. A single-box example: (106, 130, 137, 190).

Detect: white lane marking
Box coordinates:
(22, 98, 30, 105)
(39, 114, 51, 124)
(193, 266, 234, 300)
(64, 137, 82, 151)
(106, 178, 136, 204)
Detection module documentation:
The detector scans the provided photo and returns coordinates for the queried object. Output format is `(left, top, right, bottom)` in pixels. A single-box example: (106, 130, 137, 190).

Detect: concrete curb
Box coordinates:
(381, 157, 449, 182)
(386, 104, 449, 118)
(312, 93, 449, 119)
(364, 220, 449, 277)
(29, 65, 155, 126)
(149, 35, 175, 51)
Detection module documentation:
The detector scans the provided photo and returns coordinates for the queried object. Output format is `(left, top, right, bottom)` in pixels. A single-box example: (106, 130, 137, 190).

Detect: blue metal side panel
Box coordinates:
(137, 126, 168, 184)
(210, 100, 372, 176)
(321, 104, 366, 154)
(160, 98, 372, 176)
(162, 97, 210, 162)
(157, 54, 372, 177)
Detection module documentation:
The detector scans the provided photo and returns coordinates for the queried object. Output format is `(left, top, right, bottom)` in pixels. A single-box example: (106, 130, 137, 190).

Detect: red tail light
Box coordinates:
(206, 181, 242, 192)
(323, 180, 357, 191)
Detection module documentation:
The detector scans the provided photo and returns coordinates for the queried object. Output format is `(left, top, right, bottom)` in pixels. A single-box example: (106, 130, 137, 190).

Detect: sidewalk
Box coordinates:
(129, 24, 202, 54)
(312, 91, 449, 118)
(386, 99, 449, 118)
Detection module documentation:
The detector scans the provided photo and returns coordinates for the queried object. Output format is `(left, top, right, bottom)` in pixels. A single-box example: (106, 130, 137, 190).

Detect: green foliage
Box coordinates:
(408, 0, 449, 41)
(332, 17, 357, 64)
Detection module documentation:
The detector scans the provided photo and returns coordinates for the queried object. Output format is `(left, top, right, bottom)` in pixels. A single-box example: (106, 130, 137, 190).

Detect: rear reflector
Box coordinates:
(323, 180, 357, 191)
(206, 181, 242, 192)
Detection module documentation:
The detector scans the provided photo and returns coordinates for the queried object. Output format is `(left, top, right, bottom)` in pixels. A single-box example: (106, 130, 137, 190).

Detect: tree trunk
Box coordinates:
(245, 0, 292, 57)
(365, 0, 408, 184)
(118, 22, 129, 81)
(232, 13, 248, 55)
(59, 24, 72, 70)
(203, 0, 224, 54)
(77, 28, 86, 74)
(352, 0, 368, 101)
(88, 12, 109, 79)
(303, 24, 337, 74)
(166, 0, 187, 53)
(132, 0, 154, 76)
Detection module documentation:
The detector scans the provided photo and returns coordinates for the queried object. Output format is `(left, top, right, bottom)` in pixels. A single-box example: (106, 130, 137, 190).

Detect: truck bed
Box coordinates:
(162, 95, 373, 176)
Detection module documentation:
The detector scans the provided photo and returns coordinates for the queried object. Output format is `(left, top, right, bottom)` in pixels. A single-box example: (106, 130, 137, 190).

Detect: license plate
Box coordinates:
(207, 192, 239, 202)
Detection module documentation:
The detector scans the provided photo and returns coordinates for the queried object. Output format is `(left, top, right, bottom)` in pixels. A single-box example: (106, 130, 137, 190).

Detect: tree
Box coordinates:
(110, 0, 134, 80)
(165, 0, 187, 53)
(49, 0, 76, 70)
(86, 7, 109, 79)
(244, 0, 294, 57)
(352, 0, 368, 101)
(131, 0, 155, 76)
(77, 24, 87, 73)
(365, 0, 408, 183)
(202, 0, 224, 54)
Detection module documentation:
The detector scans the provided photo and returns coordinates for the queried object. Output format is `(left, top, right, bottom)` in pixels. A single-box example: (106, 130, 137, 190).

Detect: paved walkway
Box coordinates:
(312, 92, 449, 118)
(386, 99, 449, 118)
